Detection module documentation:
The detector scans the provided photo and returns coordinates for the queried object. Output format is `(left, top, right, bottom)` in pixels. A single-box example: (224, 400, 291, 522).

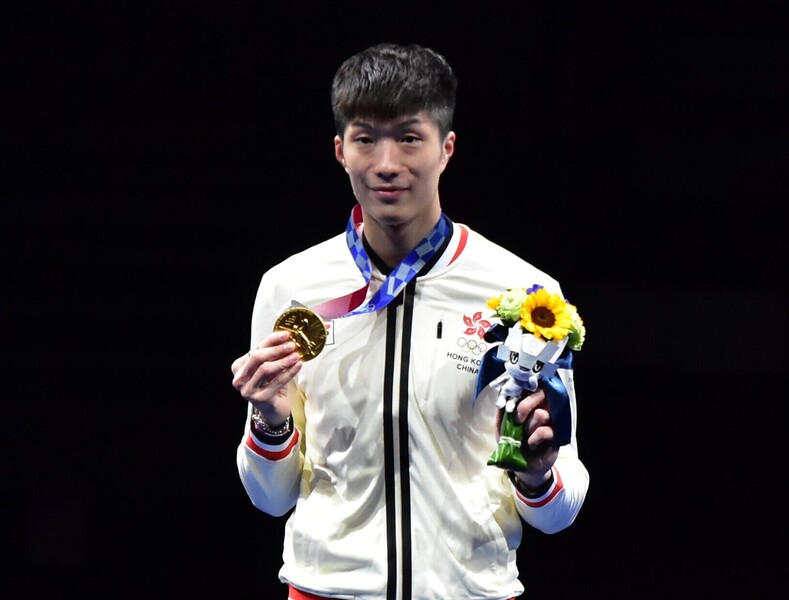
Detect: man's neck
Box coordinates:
(361, 208, 442, 268)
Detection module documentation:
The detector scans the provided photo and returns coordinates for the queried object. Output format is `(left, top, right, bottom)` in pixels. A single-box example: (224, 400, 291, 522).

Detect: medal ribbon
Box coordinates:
(311, 203, 451, 320)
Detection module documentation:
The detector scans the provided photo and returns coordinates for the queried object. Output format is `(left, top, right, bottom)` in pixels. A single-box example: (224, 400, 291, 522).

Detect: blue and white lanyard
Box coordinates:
(311, 203, 451, 319)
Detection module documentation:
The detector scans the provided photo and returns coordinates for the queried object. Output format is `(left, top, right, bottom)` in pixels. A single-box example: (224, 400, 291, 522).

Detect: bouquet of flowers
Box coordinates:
(483, 284, 585, 471)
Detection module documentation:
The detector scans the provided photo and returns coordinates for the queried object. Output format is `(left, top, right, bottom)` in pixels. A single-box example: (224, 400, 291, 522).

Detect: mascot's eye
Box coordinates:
(509, 351, 519, 363)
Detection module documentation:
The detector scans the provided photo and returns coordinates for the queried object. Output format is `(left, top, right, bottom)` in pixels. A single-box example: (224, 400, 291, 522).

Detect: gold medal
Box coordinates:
(273, 307, 327, 361)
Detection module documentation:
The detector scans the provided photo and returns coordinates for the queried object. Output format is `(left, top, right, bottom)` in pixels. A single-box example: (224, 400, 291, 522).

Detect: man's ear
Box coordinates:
(334, 136, 347, 170)
(439, 131, 456, 172)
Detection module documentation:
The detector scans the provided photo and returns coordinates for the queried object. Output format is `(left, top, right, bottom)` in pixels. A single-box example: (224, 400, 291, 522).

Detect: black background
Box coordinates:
(6, 1, 787, 598)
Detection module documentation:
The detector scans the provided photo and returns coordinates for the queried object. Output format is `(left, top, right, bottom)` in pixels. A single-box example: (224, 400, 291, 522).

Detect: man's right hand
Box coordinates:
(231, 330, 303, 426)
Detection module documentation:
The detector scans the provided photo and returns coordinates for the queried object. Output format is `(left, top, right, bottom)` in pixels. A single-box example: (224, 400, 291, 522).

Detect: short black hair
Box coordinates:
(331, 43, 458, 138)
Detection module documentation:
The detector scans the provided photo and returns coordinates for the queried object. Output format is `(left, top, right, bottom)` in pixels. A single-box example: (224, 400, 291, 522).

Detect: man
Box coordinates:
(231, 42, 589, 600)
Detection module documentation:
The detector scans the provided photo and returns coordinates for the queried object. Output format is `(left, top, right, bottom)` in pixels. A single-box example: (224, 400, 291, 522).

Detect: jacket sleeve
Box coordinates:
(236, 270, 308, 517)
(511, 366, 590, 533)
(236, 386, 306, 518)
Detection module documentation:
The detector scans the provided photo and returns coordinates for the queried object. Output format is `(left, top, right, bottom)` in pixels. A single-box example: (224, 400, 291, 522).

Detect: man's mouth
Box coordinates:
(371, 186, 406, 199)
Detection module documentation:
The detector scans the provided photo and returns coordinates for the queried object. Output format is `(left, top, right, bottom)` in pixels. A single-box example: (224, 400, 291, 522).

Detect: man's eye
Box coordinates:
(355, 136, 373, 144)
(402, 135, 419, 143)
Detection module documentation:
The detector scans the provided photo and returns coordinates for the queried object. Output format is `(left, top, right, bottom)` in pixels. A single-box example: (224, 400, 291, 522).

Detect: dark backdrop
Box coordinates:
(6, 2, 787, 598)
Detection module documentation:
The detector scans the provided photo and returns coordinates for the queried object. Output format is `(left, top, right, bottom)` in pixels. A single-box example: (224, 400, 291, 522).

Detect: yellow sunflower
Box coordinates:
(519, 287, 573, 342)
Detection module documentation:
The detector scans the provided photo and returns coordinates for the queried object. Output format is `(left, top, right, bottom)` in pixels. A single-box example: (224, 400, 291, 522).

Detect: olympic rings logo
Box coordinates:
(457, 337, 487, 355)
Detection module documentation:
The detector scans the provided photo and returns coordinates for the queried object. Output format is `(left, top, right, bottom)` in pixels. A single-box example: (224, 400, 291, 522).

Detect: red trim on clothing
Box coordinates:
(245, 429, 300, 460)
(287, 586, 333, 600)
(449, 224, 469, 264)
(518, 467, 564, 508)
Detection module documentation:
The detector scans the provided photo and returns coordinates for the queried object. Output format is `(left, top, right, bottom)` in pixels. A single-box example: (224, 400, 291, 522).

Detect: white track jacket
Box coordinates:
(237, 217, 590, 600)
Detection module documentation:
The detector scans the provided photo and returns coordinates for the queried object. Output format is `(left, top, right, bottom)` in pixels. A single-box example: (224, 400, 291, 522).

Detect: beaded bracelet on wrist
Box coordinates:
(251, 408, 292, 438)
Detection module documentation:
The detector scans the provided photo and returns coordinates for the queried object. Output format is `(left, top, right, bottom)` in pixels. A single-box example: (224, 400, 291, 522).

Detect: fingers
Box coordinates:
(233, 331, 293, 380)
(231, 330, 290, 375)
(513, 387, 545, 421)
(514, 388, 555, 451)
(240, 356, 302, 407)
(250, 351, 302, 391)
(231, 330, 302, 395)
(524, 418, 555, 450)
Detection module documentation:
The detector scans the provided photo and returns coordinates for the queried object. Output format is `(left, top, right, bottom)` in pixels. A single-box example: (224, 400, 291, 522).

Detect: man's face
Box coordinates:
(334, 112, 455, 230)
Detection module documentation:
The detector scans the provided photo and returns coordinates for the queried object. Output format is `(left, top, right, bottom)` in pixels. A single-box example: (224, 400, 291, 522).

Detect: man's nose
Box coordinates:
(374, 140, 402, 179)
